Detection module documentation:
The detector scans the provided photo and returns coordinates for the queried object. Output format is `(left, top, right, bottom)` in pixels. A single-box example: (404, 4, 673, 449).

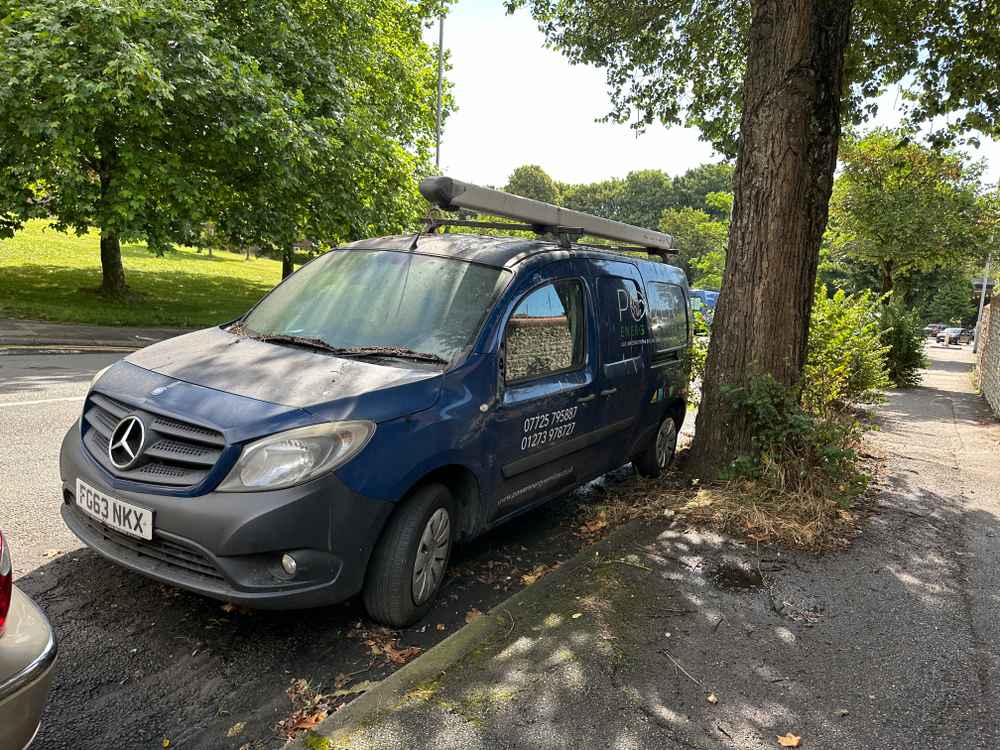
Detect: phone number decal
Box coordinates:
(521, 407, 577, 451)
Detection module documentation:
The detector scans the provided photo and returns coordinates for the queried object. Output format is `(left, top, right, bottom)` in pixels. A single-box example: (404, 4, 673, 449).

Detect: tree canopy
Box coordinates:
(0, 0, 442, 291)
(826, 130, 986, 294)
(506, 1, 1000, 155)
(505, 164, 561, 204)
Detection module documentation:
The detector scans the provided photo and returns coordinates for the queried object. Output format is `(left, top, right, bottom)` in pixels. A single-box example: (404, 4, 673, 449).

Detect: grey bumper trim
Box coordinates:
(0, 601, 58, 703)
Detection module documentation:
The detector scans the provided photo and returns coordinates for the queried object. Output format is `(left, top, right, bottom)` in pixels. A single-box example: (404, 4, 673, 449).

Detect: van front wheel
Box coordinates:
(363, 483, 454, 627)
(632, 417, 678, 478)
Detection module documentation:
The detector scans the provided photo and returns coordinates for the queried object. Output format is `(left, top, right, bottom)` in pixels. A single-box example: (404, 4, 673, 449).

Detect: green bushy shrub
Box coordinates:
(802, 286, 891, 413)
(722, 375, 868, 507)
(688, 310, 710, 405)
(879, 298, 927, 387)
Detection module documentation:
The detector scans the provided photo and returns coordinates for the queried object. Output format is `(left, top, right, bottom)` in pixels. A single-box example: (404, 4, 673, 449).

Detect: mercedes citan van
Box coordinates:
(59, 178, 692, 626)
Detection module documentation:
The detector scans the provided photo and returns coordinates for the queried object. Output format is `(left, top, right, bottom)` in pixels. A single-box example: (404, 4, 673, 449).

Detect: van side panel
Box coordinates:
(333, 354, 496, 511)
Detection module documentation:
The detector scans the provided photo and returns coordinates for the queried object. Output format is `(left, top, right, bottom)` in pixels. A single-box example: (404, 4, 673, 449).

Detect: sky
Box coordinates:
(427, 0, 1000, 189)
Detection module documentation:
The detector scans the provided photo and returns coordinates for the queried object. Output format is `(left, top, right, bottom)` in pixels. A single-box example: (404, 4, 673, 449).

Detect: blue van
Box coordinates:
(59, 180, 691, 626)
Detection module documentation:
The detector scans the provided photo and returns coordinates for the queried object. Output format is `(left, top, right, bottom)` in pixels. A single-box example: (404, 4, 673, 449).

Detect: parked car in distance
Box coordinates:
(923, 323, 946, 337)
(689, 288, 718, 324)
(936, 327, 967, 345)
(58, 178, 691, 627)
(0, 530, 57, 750)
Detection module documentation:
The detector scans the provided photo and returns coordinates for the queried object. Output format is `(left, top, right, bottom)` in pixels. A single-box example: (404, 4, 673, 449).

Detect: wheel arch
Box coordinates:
(402, 464, 482, 542)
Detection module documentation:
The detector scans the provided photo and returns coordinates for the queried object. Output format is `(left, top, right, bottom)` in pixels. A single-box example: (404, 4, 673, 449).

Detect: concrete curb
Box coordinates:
(0, 341, 144, 352)
(288, 519, 645, 749)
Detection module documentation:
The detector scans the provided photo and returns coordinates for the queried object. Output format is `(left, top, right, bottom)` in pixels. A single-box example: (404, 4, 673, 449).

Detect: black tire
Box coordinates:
(632, 416, 678, 478)
(362, 483, 454, 627)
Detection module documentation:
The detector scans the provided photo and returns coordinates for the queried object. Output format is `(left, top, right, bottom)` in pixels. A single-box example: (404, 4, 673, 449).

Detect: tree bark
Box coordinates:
(281, 248, 294, 279)
(99, 227, 127, 297)
(97, 138, 128, 297)
(880, 260, 893, 296)
(688, 0, 853, 477)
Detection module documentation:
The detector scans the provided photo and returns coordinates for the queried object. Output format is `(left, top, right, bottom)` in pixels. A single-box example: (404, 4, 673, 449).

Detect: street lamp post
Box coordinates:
(434, 15, 444, 170)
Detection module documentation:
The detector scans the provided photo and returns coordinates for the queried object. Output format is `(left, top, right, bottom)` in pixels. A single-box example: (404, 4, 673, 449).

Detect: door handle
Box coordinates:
(577, 394, 596, 403)
(600, 388, 617, 397)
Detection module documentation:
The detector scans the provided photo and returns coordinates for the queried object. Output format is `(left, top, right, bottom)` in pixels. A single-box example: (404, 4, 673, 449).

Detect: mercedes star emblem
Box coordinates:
(108, 415, 145, 470)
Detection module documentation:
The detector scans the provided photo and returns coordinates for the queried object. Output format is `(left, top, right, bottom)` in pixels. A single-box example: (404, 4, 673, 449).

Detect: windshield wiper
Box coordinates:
(331, 346, 449, 364)
(250, 334, 448, 364)
(251, 333, 347, 354)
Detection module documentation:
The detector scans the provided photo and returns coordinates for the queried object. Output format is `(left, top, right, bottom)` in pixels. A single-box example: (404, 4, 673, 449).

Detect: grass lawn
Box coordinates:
(0, 220, 284, 327)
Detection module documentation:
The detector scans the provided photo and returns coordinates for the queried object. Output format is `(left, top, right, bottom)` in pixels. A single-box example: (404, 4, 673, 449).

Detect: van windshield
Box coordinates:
(241, 250, 509, 363)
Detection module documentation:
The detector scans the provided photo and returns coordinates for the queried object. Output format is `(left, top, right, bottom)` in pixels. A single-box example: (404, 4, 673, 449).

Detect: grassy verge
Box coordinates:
(0, 220, 283, 327)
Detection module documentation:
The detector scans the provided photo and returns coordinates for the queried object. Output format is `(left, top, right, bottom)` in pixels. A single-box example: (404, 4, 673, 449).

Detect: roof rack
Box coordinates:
(418, 177, 674, 258)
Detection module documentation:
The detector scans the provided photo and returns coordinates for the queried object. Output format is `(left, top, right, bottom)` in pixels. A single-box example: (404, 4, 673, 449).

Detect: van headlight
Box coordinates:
(218, 421, 375, 492)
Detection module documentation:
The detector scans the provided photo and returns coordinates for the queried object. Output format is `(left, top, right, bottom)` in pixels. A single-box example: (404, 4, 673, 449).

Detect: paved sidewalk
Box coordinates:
(0, 317, 191, 349)
(295, 344, 1000, 750)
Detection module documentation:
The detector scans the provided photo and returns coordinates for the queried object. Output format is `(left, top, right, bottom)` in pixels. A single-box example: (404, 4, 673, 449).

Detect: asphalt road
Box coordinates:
(0, 350, 122, 576)
(1, 349, 631, 750)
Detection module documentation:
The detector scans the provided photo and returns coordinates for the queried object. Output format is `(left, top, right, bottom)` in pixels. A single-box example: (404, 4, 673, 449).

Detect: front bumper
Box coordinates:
(0, 587, 57, 750)
(59, 423, 394, 609)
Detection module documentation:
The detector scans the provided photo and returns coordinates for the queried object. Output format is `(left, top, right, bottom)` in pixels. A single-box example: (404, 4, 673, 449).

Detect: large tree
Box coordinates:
(505, 164, 561, 204)
(658, 205, 728, 285)
(672, 163, 735, 218)
(826, 130, 985, 295)
(0, 0, 441, 292)
(210, 0, 443, 278)
(617, 169, 674, 229)
(509, 0, 1000, 474)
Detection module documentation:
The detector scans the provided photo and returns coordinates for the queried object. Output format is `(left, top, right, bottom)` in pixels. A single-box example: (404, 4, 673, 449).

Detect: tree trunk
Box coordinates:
(688, 0, 853, 477)
(281, 248, 294, 279)
(99, 228, 127, 297)
(880, 260, 893, 296)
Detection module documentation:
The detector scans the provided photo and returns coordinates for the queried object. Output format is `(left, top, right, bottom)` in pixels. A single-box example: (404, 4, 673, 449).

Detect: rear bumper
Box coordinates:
(0, 588, 57, 750)
(59, 423, 395, 609)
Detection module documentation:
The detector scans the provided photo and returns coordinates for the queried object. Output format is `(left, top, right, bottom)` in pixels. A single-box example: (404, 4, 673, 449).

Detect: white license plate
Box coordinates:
(76, 479, 153, 540)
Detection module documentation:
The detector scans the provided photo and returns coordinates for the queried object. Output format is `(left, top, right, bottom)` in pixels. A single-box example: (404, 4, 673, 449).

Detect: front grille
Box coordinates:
(82, 392, 225, 488)
(79, 511, 224, 582)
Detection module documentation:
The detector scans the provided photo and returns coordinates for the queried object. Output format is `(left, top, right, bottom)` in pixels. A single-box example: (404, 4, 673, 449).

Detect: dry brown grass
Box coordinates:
(579, 451, 878, 552)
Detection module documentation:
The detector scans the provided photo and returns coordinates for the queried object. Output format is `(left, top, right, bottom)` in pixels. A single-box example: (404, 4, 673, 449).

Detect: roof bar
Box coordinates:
(419, 176, 673, 253)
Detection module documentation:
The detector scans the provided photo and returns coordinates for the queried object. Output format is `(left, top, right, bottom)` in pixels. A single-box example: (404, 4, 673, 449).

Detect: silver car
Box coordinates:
(0, 530, 57, 749)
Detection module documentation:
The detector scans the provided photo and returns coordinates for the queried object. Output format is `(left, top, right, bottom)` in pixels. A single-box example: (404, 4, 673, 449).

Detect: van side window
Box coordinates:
(647, 282, 688, 353)
(505, 280, 585, 383)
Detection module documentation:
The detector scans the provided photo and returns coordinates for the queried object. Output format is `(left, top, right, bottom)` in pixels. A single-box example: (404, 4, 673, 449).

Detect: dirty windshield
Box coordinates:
(241, 249, 509, 363)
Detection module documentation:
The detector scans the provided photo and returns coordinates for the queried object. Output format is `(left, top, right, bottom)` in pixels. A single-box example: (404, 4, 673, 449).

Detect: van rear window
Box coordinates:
(647, 282, 688, 352)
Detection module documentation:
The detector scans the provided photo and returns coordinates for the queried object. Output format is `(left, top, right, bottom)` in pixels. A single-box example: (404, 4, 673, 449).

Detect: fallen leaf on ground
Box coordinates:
(42, 548, 62, 558)
(226, 722, 245, 737)
(465, 608, 482, 624)
(571, 613, 582, 619)
(291, 709, 327, 732)
(521, 563, 554, 586)
(383, 641, 421, 665)
(436, 623, 446, 631)
(777, 733, 801, 747)
(707, 693, 718, 704)
(161, 739, 171, 749)
(579, 511, 608, 537)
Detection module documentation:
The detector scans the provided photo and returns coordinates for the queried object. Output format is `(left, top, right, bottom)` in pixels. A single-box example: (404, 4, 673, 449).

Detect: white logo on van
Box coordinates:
(617, 287, 646, 323)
